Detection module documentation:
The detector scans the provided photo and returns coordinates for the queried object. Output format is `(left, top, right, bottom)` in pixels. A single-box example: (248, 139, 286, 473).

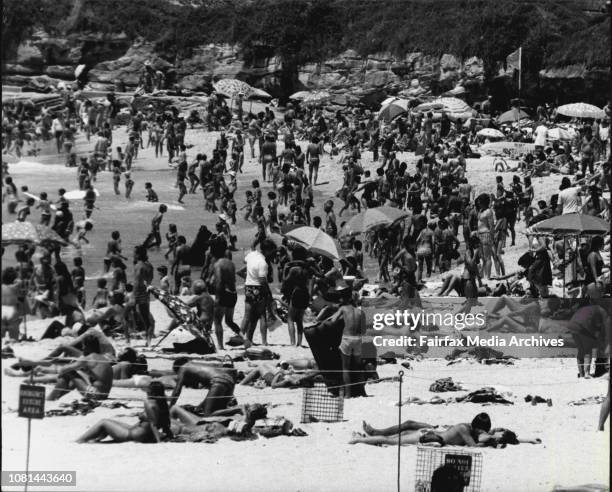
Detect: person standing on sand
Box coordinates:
(306, 135, 322, 186)
(241, 239, 276, 348)
(143, 204, 167, 249)
(331, 287, 367, 397)
(210, 239, 241, 349)
(171, 236, 191, 294)
(133, 246, 154, 346)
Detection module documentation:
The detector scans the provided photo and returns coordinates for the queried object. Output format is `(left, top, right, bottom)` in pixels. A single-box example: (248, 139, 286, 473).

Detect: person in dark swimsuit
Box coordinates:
(77, 381, 171, 443)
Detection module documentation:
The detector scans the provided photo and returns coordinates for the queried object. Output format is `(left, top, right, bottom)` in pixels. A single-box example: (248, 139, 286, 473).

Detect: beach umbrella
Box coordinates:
(2, 221, 39, 245)
(477, 128, 504, 139)
(340, 206, 410, 237)
(284, 226, 345, 261)
(35, 225, 68, 247)
(547, 127, 575, 141)
(213, 79, 253, 99)
(249, 87, 272, 101)
(302, 90, 332, 106)
(63, 189, 100, 200)
(497, 108, 529, 124)
(416, 97, 470, 114)
(556, 103, 605, 120)
(289, 90, 311, 101)
(528, 213, 609, 236)
(442, 85, 467, 97)
(149, 286, 216, 352)
(378, 98, 410, 122)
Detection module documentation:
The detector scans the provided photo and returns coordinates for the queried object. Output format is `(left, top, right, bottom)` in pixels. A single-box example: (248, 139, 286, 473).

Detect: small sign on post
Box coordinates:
(19, 383, 45, 492)
(18, 384, 46, 419)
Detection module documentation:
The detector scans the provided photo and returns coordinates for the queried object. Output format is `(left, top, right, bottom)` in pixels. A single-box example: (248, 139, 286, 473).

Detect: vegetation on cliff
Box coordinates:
(3, 0, 609, 90)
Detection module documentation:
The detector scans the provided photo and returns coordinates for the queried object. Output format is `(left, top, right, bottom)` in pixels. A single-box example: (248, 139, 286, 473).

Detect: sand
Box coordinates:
(2, 118, 610, 491)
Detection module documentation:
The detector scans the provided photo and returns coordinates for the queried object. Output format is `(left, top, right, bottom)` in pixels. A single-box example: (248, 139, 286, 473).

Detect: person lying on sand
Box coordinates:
(484, 295, 543, 332)
(47, 334, 113, 401)
(352, 413, 540, 447)
(15, 324, 116, 372)
(240, 362, 320, 388)
(77, 381, 171, 443)
(170, 357, 236, 416)
(169, 403, 267, 442)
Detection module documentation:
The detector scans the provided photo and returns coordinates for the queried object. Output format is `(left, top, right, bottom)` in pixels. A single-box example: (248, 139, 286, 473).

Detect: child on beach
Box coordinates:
(241, 190, 254, 222)
(165, 223, 178, 260)
(112, 161, 122, 195)
(92, 278, 110, 308)
(36, 192, 53, 226)
(145, 182, 159, 202)
(71, 257, 86, 308)
(124, 172, 134, 199)
(17, 198, 35, 222)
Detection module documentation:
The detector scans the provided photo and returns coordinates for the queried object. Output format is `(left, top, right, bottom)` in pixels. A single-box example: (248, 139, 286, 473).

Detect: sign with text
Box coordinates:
(445, 453, 473, 486)
(18, 384, 46, 419)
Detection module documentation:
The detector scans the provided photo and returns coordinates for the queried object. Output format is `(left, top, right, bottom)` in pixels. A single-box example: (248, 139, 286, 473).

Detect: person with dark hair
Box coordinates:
(241, 239, 276, 347)
(430, 464, 465, 492)
(171, 235, 191, 294)
(281, 246, 310, 347)
(143, 204, 167, 249)
(77, 381, 171, 443)
(133, 246, 154, 346)
(350, 412, 492, 446)
(47, 334, 113, 401)
(210, 238, 241, 349)
(170, 358, 236, 416)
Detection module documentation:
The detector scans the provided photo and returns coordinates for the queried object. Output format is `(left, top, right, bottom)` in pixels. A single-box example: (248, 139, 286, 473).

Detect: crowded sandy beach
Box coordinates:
(2, 13, 611, 490)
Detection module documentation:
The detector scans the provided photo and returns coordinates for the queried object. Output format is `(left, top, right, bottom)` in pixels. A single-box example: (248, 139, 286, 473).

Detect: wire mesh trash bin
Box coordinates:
(300, 383, 344, 423)
(414, 446, 483, 492)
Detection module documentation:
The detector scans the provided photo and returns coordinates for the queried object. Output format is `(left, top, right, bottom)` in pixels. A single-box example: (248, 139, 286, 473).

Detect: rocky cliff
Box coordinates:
(2, 31, 485, 99)
(2, 0, 609, 105)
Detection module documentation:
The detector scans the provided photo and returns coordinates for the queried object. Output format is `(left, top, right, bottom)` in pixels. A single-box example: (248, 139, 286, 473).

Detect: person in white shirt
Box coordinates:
(240, 239, 276, 347)
(534, 122, 548, 151)
(557, 176, 584, 215)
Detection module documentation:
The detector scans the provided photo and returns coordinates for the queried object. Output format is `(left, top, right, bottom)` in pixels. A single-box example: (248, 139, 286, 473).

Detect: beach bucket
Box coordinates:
(300, 383, 344, 423)
(414, 446, 483, 492)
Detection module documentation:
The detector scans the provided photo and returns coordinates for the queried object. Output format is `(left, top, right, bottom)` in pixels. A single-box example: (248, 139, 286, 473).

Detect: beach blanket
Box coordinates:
(43, 399, 133, 417)
(429, 377, 464, 392)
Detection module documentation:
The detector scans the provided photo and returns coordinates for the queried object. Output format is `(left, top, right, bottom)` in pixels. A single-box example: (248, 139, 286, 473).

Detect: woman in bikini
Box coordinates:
(77, 381, 171, 443)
